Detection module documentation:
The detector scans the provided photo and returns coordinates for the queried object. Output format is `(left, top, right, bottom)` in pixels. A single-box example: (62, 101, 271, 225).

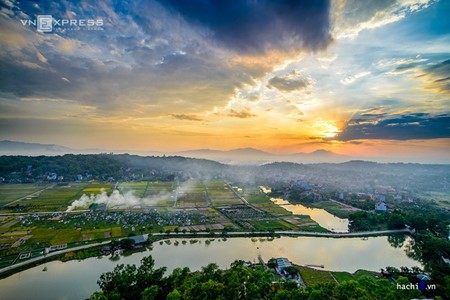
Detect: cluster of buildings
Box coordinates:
(18, 210, 211, 229)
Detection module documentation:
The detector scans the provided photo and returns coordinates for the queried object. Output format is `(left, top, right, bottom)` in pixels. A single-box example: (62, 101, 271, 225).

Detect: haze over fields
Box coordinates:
(0, 0, 449, 163)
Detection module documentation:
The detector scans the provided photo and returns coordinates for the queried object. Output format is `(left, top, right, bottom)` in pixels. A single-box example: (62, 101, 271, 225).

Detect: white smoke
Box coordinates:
(66, 189, 140, 212)
(66, 181, 198, 212)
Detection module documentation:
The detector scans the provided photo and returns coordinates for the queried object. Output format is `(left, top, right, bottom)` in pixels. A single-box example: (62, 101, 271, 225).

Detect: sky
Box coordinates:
(0, 0, 449, 162)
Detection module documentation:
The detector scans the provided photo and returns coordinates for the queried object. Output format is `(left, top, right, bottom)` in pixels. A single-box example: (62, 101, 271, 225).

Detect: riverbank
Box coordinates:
(0, 228, 413, 278)
(0, 235, 422, 300)
(306, 200, 358, 219)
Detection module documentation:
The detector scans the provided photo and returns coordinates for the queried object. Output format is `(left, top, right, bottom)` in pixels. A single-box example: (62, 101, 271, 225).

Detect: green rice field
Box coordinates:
(205, 181, 243, 206)
(0, 184, 49, 207)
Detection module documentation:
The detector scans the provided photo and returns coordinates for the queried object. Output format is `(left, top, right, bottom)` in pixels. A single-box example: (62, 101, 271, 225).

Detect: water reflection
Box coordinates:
(261, 187, 349, 232)
(0, 236, 420, 300)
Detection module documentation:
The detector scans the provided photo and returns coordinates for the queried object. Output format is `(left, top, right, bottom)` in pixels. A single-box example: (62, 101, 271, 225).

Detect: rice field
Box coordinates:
(205, 181, 243, 206)
(118, 181, 148, 198)
(176, 181, 209, 208)
(81, 182, 113, 195)
(143, 181, 175, 206)
(0, 184, 48, 207)
(249, 219, 298, 231)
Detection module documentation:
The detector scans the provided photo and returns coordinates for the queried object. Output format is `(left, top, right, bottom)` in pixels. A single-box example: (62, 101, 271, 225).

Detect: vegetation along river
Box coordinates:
(0, 236, 420, 300)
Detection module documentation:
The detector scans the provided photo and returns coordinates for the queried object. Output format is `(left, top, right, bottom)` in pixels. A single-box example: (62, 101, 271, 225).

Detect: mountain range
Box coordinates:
(0, 140, 351, 164)
(175, 147, 350, 164)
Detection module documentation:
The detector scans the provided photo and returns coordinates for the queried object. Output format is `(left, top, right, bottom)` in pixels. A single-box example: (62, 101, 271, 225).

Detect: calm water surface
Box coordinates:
(261, 186, 349, 232)
(0, 236, 420, 300)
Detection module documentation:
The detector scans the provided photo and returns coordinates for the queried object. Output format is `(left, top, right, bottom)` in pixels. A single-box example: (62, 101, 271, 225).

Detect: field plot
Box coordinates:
(205, 181, 243, 206)
(249, 219, 298, 231)
(143, 181, 175, 206)
(297, 266, 336, 286)
(0, 184, 48, 207)
(33, 228, 82, 245)
(243, 187, 291, 215)
(280, 216, 328, 232)
(81, 182, 113, 195)
(118, 181, 148, 198)
(176, 181, 208, 208)
(81, 226, 124, 241)
(5, 183, 87, 212)
(420, 192, 450, 209)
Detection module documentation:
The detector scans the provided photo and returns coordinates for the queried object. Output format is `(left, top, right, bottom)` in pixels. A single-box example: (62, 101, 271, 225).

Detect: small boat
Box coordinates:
(42, 267, 47, 272)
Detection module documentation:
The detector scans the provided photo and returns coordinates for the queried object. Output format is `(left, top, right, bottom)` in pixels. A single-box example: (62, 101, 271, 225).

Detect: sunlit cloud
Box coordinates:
(340, 71, 371, 85)
(0, 0, 448, 162)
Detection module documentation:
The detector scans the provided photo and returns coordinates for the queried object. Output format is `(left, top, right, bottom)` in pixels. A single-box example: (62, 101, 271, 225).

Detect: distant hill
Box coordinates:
(0, 153, 448, 194)
(0, 140, 76, 155)
(0, 140, 155, 157)
(177, 147, 351, 164)
(0, 140, 352, 163)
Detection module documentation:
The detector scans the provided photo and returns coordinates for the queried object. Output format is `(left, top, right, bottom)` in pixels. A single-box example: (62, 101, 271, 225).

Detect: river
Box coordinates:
(0, 236, 420, 300)
(260, 186, 349, 232)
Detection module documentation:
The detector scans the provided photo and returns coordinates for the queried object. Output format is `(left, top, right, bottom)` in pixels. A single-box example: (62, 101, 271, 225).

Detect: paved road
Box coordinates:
(0, 228, 411, 274)
(0, 241, 111, 274)
(5, 184, 55, 207)
(153, 228, 412, 238)
(272, 228, 412, 237)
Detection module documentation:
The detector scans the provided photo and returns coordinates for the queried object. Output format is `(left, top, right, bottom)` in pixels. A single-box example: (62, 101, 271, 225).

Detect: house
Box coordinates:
(375, 202, 387, 212)
(46, 243, 68, 253)
(275, 258, 292, 272)
(375, 194, 386, 202)
(47, 173, 57, 181)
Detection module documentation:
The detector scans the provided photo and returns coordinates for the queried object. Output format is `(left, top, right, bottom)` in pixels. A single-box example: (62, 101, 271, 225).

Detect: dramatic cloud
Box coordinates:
(0, 0, 448, 161)
(421, 59, 450, 93)
(159, 0, 332, 53)
(268, 72, 312, 91)
(333, 0, 435, 38)
(337, 113, 450, 141)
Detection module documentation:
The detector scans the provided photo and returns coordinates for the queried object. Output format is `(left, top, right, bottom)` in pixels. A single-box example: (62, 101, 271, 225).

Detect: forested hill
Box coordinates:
(0, 154, 449, 193)
(0, 154, 226, 182)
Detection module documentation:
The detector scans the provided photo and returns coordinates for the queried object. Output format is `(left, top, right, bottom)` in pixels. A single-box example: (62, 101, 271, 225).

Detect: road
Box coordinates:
(0, 228, 412, 275)
(4, 184, 56, 207)
(152, 228, 412, 238)
(225, 182, 267, 213)
(0, 241, 111, 274)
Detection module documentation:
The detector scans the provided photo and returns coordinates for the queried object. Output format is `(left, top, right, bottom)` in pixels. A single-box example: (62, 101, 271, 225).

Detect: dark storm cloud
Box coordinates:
(337, 114, 450, 141)
(0, 0, 260, 115)
(268, 75, 311, 91)
(157, 0, 332, 53)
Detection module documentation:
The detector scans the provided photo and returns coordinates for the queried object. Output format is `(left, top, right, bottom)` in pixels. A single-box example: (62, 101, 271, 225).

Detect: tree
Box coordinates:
(119, 238, 135, 250)
(334, 280, 368, 300)
(166, 289, 181, 300)
(141, 285, 159, 300)
(388, 234, 406, 248)
(267, 258, 276, 269)
(388, 213, 405, 229)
